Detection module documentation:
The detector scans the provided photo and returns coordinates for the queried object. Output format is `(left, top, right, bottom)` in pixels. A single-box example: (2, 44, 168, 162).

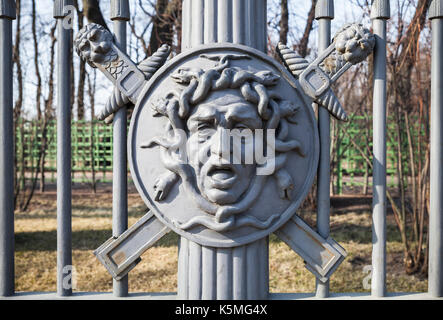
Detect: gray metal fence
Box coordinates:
(0, 0, 442, 300)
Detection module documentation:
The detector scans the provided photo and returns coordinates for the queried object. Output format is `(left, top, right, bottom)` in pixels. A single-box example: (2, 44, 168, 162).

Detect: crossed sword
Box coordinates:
(75, 23, 374, 284)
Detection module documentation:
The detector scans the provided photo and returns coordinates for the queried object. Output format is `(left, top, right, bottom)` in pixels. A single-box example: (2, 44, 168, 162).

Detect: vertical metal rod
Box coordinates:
(201, 246, 216, 299)
(188, 241, 202, 299)
(0, 0, 16, 297)
(429, 0, 443, 297)
(111, 0, 129, 297)
(217, 0, 232, 43)
(182, 0, 192, 50)
(254, 0, 267, 52)
(232, 246, 246, 299)
(232, 0, 245, 45)
(177, 237, 189, 299)
(315, 0, 333, 299)
(54, 0, 73, 297)
(371, 0, 390, 298)
(191, 0, 204, 47)
(216, 248, 232, 300)
(244, 0, 252, 47)
(204, 0, 217, 44)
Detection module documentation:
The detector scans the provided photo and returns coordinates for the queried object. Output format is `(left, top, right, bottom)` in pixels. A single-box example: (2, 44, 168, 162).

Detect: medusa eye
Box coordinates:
(233, 123, 249, 131)
(198, 121, 214, 132)
(196, 121, 216, 142)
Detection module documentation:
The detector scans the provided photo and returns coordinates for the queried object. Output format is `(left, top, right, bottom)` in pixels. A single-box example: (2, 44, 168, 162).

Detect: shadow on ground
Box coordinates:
(15, 228, 180, 251)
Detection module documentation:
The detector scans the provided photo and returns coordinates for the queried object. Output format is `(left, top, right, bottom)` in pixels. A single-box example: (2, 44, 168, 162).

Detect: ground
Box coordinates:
(14, 182, 428, 293)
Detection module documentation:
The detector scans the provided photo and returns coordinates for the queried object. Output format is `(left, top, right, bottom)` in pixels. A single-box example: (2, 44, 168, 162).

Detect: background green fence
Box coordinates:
(15, 117, 424, 192)
(333, 115, 425, 194)
(16, 120, 114, 184)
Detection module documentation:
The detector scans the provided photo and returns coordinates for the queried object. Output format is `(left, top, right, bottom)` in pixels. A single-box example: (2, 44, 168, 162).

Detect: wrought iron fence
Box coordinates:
(0, 0, 441, 300)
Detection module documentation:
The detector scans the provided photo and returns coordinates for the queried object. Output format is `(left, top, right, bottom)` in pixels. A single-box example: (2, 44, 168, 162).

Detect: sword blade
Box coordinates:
(94, 211, 170, 280)
(275, 214, 347, 282)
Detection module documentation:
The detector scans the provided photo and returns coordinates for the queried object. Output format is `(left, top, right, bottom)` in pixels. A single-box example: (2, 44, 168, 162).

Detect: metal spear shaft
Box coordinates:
(0, 0, 16, 297)
(315, 0, 334, 299)
(54, 0, 73, 297)
(371, 0, 390, 298)
(429, 0, 443, 298)
(111, 0, 129, 297)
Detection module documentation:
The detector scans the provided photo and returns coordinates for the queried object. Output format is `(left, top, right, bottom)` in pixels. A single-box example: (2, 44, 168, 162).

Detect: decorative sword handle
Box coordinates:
(74, 23, 145, 104)
(278, 23, 375, 122)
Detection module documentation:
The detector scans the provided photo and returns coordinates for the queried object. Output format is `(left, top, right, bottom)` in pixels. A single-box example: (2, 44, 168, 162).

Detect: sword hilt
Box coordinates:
(74, 23, 145, 104)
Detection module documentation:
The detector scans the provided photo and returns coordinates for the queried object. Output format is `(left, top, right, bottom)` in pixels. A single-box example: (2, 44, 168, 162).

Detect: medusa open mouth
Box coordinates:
(207, 164, 238, 189)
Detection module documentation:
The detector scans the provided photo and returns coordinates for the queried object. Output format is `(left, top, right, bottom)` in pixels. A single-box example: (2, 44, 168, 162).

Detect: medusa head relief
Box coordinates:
(129, 44, 319, 247)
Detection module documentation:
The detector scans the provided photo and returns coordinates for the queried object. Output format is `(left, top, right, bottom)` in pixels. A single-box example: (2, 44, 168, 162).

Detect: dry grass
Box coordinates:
(14, 187, 428, 293)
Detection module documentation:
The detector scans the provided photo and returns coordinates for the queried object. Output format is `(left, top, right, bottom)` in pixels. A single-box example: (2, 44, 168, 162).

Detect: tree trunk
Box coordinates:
(279, 0, 289, 45)
(148, 0, 174, 55)
(82, 0, 108, 29)
(75, 1, 86, 120)
(296, 0, 316, 58)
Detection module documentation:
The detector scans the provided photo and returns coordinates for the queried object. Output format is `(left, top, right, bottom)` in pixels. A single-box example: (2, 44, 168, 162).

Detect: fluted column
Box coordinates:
(178, 0, 268, 300)
(181, 0, 267, 53)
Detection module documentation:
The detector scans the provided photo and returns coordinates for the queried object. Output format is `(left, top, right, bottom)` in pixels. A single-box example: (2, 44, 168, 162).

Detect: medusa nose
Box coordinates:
(211, 127, 231, 158)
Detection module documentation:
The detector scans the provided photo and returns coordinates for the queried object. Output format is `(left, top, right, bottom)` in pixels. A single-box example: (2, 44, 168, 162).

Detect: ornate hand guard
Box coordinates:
(277, 23, 375, 121)
(74, 23, 170, 121)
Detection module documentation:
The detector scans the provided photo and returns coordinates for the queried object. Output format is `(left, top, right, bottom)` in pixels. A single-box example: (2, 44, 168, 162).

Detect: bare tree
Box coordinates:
(74, 0, 86, 120)
(82, 0, 108, 29)
(295, 0, 316, 58)
(279, 0, 289, 45)
(12, 0, 23, 208)
(386, 0, 432, 274)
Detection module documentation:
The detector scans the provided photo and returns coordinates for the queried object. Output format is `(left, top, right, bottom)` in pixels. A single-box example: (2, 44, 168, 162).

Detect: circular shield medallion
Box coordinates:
(129, 43, 319, 247)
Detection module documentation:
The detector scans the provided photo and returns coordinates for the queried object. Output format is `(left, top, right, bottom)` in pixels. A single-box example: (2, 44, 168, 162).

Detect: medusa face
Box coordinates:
(186, 91, 263, 205)
(130, 45, 319, 242)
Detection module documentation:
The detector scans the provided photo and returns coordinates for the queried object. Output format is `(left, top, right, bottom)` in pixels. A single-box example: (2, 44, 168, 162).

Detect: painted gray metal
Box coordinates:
(315, 0, 334, 299)
(129, 43, 319, 247)
(315, 0, 334, 19)
(111, 0, 129, 297)
(74, 24, 169, 121)
(53, 0, 73, 18)
(429, 0, 443, 297)
(110, 0, 130, 21)
(3, 291, 441, 300)
(177, 0, 270, 300)
(371, 0, 390, 19)
(55, 0, 73, 297)
(178, 237, 269, 299)
(74, 0, 373, 301)
(275, 215, 346, 282)
(0, 0, 15, 297)
(430, 0, 443, 19)
(278, 24, 374, 122)
(94, 209, 346, 283)
(371, 0, 390, 298)
(0, 0, 15, 18)
(94, 211, 170, 280)
(182, 0, 267, 52)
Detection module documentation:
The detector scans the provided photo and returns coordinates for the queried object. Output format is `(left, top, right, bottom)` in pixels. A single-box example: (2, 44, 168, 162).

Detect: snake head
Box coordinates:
(171, 67, 203, 84)
(256, 70, 280, 86)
